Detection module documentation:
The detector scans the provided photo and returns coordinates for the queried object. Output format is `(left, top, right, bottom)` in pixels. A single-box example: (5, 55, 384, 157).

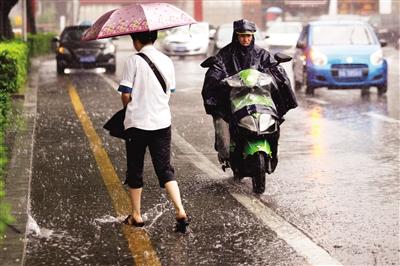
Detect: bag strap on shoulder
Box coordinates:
(137, 52, 167, 93)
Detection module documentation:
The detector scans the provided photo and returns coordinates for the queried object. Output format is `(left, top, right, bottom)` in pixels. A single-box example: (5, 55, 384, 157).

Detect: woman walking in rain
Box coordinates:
(82, 2, 195, 233)
(118, 30, 189, 233)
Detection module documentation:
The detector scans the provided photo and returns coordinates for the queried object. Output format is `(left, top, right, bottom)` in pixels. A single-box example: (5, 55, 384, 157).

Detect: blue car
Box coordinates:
(293, 20, 388, 95)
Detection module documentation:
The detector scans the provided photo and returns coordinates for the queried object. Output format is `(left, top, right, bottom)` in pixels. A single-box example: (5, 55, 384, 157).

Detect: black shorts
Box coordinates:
(124, 126, 174, 188)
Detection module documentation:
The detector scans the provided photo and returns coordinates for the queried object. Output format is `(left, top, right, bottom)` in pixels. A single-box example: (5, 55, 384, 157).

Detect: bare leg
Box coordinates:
(129, 188, 143, 223)
(164, 181, 187, 219)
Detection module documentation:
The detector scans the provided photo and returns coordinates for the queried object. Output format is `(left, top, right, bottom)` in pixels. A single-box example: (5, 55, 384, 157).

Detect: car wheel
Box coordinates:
(377, 83, 387, 95)
(361, 87, 370, 97)
(106, 65, 116, 74)
(57, 63, 65, 75)
(302, 69, 314, 95)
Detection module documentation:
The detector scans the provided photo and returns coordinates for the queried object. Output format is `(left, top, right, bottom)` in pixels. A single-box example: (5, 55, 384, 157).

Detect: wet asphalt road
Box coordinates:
(24, 40, 399, 266)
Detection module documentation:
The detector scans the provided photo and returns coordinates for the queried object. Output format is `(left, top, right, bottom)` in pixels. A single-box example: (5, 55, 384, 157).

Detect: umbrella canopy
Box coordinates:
(82, 3, 197, 41)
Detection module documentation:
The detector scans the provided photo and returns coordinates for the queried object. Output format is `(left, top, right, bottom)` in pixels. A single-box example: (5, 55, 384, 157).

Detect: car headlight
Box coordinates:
(103, 44, 115, 54)
(58, 46, 70, 55)
(310, 48, 327, 66)
(370, 49, 383, 65)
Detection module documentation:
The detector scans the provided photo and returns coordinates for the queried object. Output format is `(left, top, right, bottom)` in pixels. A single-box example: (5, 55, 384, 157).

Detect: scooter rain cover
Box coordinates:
(224, 69, 277, 114)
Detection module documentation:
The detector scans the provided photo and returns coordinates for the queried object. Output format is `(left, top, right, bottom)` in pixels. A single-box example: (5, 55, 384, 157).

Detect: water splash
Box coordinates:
(143, 199, 172, 228)
(27, 215, 54, 239)
(94, 214, 122, 224)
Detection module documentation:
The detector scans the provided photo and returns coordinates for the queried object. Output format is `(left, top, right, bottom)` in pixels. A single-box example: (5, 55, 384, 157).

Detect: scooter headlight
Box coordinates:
(310, 48, 327, 66)
(370, 49, 383, 65)
(238, 116, 258, 132)
(259, 114, 276, 132)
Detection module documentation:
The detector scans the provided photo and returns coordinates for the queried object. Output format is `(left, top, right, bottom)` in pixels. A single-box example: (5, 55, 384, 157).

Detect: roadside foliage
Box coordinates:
(0, 33, 55, 236)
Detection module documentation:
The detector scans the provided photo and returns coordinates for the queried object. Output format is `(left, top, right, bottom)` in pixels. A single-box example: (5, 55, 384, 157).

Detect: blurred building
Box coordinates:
(9, 0, 399, 38)
(337, 0, 377, 14)
(261, 0, 329, 26)
(242, 0, 263, 30)
(78, 0, 243, 29)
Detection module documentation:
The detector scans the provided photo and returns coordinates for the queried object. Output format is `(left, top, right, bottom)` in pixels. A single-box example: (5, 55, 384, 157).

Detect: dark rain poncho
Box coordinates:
(201, 20, 297, 122)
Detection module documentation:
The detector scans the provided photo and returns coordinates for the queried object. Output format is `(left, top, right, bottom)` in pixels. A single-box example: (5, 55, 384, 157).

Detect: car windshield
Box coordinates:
(170, 23, 208, 35)
(267, 23, 302, 34)
(61, 27, 108, 43)
(311, 25, 375, 45)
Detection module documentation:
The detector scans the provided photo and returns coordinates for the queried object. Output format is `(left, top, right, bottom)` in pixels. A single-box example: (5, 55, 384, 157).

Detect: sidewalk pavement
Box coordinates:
(0, 58, 41, 266)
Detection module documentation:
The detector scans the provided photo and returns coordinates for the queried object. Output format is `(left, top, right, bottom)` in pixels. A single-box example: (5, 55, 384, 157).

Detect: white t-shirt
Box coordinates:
(119, 45, 175, 131)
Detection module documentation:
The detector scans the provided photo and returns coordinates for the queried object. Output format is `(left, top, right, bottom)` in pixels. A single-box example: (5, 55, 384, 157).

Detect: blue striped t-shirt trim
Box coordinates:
(118, 85, 133, 93)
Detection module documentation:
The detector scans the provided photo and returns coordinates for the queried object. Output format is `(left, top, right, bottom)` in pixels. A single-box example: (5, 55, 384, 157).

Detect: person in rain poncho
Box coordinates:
(201, 19, 297, 166)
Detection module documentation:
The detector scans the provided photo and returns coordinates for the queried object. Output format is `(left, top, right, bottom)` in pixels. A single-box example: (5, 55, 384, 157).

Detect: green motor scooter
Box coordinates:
(224, 53, 291, 193)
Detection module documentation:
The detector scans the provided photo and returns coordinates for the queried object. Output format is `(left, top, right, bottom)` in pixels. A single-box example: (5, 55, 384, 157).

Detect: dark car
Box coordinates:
(54, 25, 116, 74)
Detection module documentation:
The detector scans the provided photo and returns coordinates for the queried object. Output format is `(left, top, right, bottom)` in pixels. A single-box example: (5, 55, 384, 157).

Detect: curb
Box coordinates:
(0, 58, 40, 266)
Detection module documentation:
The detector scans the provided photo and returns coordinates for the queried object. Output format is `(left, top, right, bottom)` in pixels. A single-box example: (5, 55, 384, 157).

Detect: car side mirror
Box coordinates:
(51, 36, 59, 52)
(265, 35, 270, 39)
(111, 37, 119, 41)
(379, 39, 387, 47)
(274, 52, 292, 63)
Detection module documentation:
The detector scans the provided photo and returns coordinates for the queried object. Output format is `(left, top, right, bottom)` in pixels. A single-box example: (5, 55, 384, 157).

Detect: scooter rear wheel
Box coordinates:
(252, 152, 266, 194)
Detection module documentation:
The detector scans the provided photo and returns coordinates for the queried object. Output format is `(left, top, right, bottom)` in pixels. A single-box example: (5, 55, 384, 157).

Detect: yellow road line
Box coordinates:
(68, 83, 161, 266)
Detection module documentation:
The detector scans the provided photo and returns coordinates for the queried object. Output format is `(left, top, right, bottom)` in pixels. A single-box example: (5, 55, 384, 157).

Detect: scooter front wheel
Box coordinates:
(252, 152, 266, 194)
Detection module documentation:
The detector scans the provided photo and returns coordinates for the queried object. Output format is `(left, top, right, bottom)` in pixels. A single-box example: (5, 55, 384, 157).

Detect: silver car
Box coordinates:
(159, 22, 210, 56)
(264, 21, 302, 56)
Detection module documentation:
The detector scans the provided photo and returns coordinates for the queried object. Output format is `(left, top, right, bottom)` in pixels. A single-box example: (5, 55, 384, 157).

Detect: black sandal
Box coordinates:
(175, 216, 190, 233)
(123, 215, 144, 227)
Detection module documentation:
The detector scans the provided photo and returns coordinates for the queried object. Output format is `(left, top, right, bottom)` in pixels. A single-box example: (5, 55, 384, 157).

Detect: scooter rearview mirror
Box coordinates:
(274, 52, 292, 63)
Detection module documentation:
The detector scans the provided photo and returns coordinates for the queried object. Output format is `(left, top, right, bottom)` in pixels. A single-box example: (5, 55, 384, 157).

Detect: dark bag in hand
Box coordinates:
(103, 108, 126, 139)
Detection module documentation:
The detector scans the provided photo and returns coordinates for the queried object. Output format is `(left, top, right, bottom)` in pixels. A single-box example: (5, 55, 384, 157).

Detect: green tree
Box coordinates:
(0, 0, 37, 40)
(0, 0, 19, 40)
(27, 0, 36, 34)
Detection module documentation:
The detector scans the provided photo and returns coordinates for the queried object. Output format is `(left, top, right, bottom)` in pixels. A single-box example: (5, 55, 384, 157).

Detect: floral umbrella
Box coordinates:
(82, 3, 197, 41)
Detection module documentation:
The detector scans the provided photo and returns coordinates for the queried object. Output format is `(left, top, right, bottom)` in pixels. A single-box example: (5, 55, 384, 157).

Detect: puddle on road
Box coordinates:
(27, 197, 173, 243)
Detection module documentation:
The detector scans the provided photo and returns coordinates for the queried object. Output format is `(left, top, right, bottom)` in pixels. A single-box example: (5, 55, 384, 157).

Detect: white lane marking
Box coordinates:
(102, 75, 121, 94)
(232, 193, 342, 266)
(103, 74, 343, 265)
(171, 129, 230, 179)
(306, 98, 329, 105)
(363, 112, 400, 124)
(171, 128, 343, 266)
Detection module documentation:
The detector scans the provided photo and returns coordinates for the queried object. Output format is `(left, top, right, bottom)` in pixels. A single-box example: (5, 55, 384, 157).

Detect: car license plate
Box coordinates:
(80, 56, 96, 63)
(174, 46, 187, 52)
(338, 69, 362, 78)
